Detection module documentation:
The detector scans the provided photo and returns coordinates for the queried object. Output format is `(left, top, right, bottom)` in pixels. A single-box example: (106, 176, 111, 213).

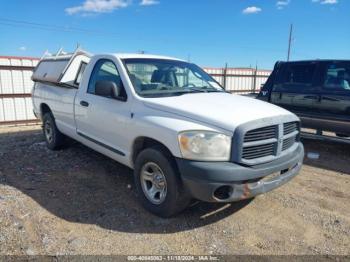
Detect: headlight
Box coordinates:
(178, 131, 231, 161)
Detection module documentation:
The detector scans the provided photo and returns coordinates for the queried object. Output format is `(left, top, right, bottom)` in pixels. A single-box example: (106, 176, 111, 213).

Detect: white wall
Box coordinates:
(0, 57, 38, 123)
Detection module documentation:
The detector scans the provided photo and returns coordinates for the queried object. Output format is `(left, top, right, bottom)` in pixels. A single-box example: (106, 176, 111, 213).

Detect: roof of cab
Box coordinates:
(278, 59, 350, 64)
(113, 53, 185, 61)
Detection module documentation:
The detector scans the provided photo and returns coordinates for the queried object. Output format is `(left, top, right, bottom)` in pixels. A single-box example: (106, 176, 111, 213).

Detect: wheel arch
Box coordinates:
(40, 103, 52, 118)
(131, 136, 176, 166)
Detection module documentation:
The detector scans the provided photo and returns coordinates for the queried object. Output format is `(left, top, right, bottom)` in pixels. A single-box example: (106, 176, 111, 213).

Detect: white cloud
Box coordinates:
(321, 0, 338, 4)
(242, 6, 262, 14)
(19, 46, 27, 51)
(65, 0, 131, 15)
(276, 0, 290, 10)
(140, 0, 159, 6)
(312, 0, 338, 4)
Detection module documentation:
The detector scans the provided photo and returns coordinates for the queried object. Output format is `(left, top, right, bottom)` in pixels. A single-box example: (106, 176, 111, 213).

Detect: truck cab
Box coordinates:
(258, 60, 350, 136)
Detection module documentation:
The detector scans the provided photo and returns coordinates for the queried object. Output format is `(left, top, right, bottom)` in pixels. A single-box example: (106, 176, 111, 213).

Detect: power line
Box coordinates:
(0, 17, 119, 38)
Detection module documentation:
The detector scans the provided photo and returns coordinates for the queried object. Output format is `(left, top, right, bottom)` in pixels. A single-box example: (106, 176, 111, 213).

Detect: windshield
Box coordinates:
(123, 58, 224, 97)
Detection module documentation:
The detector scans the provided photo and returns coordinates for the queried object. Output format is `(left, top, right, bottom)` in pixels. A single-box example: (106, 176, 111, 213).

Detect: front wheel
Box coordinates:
(134, 146, 191, 217)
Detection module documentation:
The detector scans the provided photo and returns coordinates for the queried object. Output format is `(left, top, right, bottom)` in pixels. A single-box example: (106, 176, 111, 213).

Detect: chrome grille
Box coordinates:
(284, 122, 298, 135)
(282, 122, 299, 151)
(242, 124, 278, 160)
(244, 125, 278, 142)
(282, 136, 296, 151)
(240, 121, 300, 164)
(242, 143, 275, 160)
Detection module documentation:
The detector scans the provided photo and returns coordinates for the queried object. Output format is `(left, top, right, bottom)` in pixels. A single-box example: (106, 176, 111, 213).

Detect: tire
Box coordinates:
(42, 112, 66, 150)
(134, 146, 191, 217)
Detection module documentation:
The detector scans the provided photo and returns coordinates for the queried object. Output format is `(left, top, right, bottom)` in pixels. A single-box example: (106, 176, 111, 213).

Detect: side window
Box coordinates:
(283, 64, 316, 86)
(87, 59, 126, 98)
(272, 63, 316, 92)
(323, 62, 350, 91)
(74, 62, 87, 86)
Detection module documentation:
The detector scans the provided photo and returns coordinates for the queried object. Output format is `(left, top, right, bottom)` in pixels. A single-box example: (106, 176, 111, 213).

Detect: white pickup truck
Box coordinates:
(32, 49, 304, 217)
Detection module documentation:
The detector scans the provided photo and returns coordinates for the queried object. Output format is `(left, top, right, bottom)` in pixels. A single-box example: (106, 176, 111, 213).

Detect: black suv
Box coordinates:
(258, 60, 350, 136)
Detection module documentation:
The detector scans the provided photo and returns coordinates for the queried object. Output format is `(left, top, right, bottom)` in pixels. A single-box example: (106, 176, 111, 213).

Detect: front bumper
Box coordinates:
(176, 142, 304, 202)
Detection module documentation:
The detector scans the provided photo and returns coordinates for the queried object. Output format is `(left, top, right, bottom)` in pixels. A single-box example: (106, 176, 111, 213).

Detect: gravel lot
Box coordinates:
(0, 125, 349, 255)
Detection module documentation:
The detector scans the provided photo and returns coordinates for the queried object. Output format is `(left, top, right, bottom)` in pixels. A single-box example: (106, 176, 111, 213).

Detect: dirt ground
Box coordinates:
(0, 125, 349, 256)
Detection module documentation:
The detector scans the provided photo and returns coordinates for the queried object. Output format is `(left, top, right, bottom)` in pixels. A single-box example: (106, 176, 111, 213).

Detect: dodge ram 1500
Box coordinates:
(32, 49, 304, 217)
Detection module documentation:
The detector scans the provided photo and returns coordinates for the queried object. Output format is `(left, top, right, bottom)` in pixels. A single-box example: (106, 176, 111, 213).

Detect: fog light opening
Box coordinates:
(213, 186, 233, 200)
(281, 168, 289, 174)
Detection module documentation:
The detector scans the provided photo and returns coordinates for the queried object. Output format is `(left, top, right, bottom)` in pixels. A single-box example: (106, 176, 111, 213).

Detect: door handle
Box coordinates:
(303, 95, 322, 102)
(80, 101, 89, 107)
(304, 95, 318, 99)
(322, 96, 338, 102)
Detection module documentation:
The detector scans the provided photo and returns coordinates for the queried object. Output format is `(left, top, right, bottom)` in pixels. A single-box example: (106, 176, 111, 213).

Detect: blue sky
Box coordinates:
(0, 0, 349, 69)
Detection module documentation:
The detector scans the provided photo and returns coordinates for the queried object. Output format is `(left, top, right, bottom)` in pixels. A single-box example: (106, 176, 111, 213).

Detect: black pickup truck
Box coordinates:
(257, 60, 350, 137)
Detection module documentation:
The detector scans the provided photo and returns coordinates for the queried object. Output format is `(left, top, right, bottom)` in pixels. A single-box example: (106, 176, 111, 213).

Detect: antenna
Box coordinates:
(287, 24, 293, 61)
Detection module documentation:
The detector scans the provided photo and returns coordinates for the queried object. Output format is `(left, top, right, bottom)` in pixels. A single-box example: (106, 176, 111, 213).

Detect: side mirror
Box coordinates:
(95, 80, 121, 98)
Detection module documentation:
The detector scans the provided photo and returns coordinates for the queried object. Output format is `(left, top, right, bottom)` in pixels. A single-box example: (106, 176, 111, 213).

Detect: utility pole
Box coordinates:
(223, 63, 228, 90)
(287, 24, 293, 61)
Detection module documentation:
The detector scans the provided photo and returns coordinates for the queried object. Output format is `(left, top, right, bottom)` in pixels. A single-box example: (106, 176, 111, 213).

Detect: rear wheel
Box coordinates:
(134, 146, 191, 217)
(42, 112, 66, 150)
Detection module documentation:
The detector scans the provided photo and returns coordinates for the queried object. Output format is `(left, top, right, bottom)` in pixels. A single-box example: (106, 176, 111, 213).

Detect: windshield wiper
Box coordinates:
(170, 90, 204, 96)
(191, 86, 227, 93)
(175, 88, 227, 95)
(207, 89, 227, 93)
(185, 87, 208, 93)
(140, 87, 226, 98)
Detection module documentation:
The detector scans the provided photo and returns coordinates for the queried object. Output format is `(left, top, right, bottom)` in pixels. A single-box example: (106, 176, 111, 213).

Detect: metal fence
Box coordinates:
(0, 56, 38, 125)
(0, 56, 271, 126)
(204, 67, 271, 94)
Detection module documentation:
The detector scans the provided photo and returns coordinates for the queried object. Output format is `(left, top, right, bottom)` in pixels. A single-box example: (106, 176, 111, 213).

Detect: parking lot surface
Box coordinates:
(0, 125, 349, 255)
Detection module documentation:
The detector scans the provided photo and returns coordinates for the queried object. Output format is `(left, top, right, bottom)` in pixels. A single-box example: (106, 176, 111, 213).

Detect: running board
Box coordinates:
(301, 132, 350, 145)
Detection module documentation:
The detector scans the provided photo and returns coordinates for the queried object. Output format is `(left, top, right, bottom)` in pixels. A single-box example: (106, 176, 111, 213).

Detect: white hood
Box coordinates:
(143, 93, 295, 131)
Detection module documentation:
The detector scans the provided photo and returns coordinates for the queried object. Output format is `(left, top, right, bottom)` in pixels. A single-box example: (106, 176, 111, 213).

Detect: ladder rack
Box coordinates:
(40, 46, 92, 61)
(32, 47, 92, 87)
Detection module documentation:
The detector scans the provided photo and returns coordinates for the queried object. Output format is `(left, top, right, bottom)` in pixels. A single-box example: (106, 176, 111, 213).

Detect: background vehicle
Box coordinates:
(32, 49, 304, 217)
(258, 60, 350, 137)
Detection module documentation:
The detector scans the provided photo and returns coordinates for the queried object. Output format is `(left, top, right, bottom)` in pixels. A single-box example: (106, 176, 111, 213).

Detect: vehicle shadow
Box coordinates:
(0, 128, 251, 234)
(301, 137, 350, 175)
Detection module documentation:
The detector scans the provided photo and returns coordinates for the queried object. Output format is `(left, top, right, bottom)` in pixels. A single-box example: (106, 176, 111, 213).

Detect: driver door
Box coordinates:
(270, 62, 321, 117)
(75, 58, 131, 158)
